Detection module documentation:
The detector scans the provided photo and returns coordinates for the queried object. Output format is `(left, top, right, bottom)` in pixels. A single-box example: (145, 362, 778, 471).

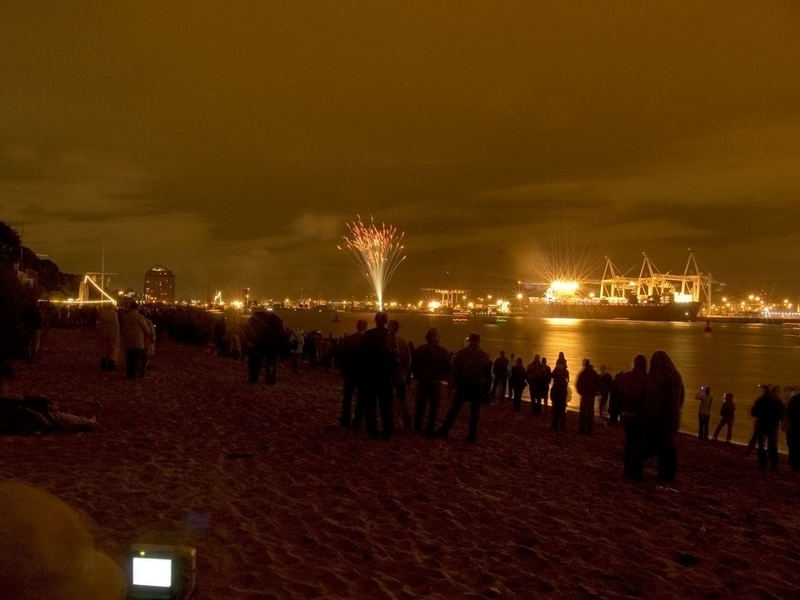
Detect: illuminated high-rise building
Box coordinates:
(144, 265, 175, 303)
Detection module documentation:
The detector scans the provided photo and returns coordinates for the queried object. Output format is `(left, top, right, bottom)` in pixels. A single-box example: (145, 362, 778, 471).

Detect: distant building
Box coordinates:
(144, 265, 175, 303)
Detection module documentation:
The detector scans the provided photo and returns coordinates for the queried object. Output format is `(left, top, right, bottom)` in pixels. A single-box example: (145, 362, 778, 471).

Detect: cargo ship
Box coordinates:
(519, 298, 703, 322)
(512, 252, 708, 323)
(439, 251, 712, 324)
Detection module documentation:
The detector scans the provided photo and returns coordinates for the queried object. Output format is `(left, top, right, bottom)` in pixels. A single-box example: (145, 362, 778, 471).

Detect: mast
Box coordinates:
(101, 241, 105, 293)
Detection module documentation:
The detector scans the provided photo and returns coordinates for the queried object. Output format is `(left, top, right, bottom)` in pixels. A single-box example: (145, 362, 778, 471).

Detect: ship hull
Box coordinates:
(519, 301, 703, 322)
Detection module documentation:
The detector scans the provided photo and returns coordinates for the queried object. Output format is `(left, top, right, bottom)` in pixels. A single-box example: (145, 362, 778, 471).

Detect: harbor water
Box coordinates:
(275, 310, 800, 446)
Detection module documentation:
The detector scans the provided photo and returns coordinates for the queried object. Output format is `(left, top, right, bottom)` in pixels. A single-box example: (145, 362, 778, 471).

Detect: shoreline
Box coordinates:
(2, 328, 799, 599)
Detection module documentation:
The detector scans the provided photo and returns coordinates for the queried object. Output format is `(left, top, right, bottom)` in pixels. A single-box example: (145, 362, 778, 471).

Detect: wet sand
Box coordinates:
(2, 328, 799, 599)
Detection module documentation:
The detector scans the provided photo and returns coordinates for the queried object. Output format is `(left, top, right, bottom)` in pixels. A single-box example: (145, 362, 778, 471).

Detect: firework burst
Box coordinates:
(337, 215, 406, 309)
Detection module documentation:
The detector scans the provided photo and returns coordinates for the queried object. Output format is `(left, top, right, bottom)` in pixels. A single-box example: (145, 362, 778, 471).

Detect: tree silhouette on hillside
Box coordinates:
(0, 222, 21, 262)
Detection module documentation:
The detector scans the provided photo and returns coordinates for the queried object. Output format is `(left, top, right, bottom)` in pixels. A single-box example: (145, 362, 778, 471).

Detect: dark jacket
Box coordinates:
(411, 342, 451, 383)
(452, 344, 491, 387)
(576, 364, 601, 399)
(751, 392, 785, 433)
(360, 326, 398, 382)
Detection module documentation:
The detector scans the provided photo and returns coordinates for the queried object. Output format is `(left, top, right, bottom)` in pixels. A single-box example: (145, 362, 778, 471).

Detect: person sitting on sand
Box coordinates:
(642, 351, 684, 482)
(434, 332, 491, 443)
(0, 395, 98, 434)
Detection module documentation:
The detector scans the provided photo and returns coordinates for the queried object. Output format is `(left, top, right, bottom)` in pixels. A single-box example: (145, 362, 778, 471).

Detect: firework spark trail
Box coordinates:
(337, 215, 406, 309)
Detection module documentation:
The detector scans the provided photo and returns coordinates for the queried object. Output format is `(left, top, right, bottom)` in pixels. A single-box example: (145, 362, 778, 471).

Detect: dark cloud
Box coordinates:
(2, 1, 800, 299)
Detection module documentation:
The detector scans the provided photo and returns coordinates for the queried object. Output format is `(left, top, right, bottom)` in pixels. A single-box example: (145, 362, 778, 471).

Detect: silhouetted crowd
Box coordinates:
(5, 302, 800, 479)
(243, 310, 800, 481)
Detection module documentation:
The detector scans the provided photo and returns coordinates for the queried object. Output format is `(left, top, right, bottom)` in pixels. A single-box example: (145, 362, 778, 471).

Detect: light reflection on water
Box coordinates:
(277, 310, 800, 445)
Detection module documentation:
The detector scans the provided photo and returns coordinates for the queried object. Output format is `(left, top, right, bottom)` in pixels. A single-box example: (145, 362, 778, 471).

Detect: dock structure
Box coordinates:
(420, 288, 469, 311)
(599, 250, 713, 305)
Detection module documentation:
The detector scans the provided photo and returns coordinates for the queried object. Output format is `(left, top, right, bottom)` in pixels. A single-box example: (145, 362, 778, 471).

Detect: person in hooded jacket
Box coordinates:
(642, 351, 684, 481)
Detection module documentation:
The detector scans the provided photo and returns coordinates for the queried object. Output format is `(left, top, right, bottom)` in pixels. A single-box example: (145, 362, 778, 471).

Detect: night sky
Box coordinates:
(3, 2, 800, 301)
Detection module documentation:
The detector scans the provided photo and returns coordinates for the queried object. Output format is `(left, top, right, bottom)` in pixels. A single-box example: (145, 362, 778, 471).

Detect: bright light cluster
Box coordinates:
(549, 280, 580, 296)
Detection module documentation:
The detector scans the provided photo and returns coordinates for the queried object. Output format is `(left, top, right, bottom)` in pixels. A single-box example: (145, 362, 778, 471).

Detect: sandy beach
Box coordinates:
(2, 327, 800, 599)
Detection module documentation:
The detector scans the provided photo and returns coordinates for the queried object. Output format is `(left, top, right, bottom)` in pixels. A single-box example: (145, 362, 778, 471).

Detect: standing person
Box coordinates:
(608, 368, 626, 426)
(539, 357, 552, 410)
(642, 351, 685, 482)
(750, 385, 785, 469)
(97, 304, 119, 372)
(550, 362, 569, 430)
(119, 302, 152, 379)
(490, 350, 509, 405)
(388, 319, 412, 432)
(526, 355, 543, 414)
(507, 353, 516, 401)
(617, 354, 648, 480)
(614, 354, 647, 480)
(598, 365, 613, 421)
(509, 356, 527, 412)
(696, 385, 713, 440)
(411, 327, 451, 435)
(358, 312, 398, 440)
(289, 329, 305, 373)
(227, 313, 243, 360)
(319, 333, 336, 371)
(305, 330, 322, 370)
(21, 296, 42, 362)
(785, 390, 800, 472)
(244, 310, 286, 384)
(338, 319, 367, 428)
(576, 358, 601, 435)
(139, 309, 156, 377)
(213, 315, 228, 356)
(712, 392, 736, 443)
(434, 332, 492, 443)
